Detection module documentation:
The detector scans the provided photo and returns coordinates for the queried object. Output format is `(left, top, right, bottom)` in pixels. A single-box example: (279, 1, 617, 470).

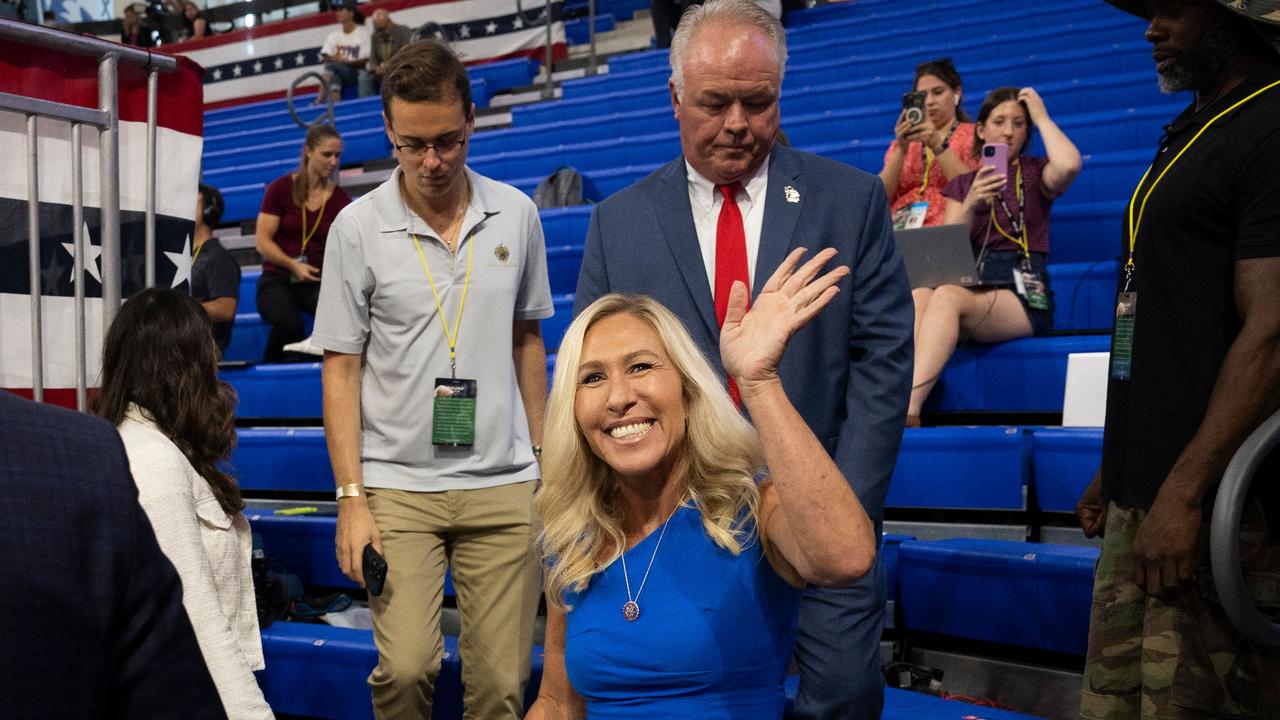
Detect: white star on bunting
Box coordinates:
(165, 235, 192, 289)
(211, 68, 222, 80)
(485, 20, 497, 34)
(253, 60, 263, 73)
(295, 52, 306, 65)
(513, 16, 523, 29)
(60, 222, 102, 286)
(458, 24, 471, 38)
(274, 57, 284, 70)
(232, 64, 242, 77)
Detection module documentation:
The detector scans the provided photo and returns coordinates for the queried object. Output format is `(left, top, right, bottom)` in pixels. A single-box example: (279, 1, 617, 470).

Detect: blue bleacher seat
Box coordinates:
(234, 428, 331, 491)
(927, 335, 1111, 414)
(1031, 427, 1103, 513)
(223, 363, 323, 418)
(783, 676, 1044, 719)
(887, 427, 1029, 510)
(563, 12, 615, 45)
(1050, 261, 1118, 332)
(881, 533, 914, 605)
(897, 539, 1098, 655)
(542, 294, 575, 351)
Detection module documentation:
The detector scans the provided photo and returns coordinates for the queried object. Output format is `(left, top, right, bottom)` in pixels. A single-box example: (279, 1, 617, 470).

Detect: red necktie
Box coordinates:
(714, 182, 749, 407)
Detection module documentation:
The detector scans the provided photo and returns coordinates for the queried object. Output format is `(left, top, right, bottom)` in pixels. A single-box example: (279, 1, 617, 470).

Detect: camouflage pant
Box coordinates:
(1080, 502, 1280, 720)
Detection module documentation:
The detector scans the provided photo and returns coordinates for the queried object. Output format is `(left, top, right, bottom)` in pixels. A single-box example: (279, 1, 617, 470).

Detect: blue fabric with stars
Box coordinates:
(562, 504, 802, 718)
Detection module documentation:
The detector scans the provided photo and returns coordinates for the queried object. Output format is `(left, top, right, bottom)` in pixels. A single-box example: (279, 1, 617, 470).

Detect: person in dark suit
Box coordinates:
(572, 0, 914, 716)
(0, 391, 228, 720)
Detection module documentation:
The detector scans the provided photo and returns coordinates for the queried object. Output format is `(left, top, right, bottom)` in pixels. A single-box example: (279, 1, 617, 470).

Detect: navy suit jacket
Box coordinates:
(574, 146, 914, 521)
(0, 392, 227, 719)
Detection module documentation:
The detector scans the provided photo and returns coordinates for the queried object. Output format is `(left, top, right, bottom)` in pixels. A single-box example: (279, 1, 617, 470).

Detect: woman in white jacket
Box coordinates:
(95, 288, 273, 719)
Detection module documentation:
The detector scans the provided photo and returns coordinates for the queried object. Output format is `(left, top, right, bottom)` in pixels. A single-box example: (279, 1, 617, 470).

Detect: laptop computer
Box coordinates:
(895, 224, 1002, 289)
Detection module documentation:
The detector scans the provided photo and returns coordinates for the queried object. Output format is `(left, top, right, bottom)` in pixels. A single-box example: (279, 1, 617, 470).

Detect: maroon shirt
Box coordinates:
(259, 174, 351, 276)
(943, 155, 1054, 255)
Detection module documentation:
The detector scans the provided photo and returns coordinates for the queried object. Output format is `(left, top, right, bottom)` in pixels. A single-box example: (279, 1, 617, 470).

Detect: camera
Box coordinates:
(901, 91, 926, 126)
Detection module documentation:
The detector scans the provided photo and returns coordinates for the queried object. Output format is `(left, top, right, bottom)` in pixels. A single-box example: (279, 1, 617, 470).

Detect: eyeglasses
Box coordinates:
(389, 127, 467, 160)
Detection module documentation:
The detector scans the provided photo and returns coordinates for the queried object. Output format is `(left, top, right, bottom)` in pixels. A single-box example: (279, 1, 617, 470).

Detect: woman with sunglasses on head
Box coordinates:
(879, 58, 980, 230)
(95, 289, 274, 719)
(254, 124, 351, 362)
(907, 86, 1081, 426)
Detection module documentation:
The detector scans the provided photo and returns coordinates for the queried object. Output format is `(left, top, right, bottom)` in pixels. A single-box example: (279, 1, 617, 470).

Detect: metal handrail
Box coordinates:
(1211, 408, 1280, 648)
(0, 19, 177, 71)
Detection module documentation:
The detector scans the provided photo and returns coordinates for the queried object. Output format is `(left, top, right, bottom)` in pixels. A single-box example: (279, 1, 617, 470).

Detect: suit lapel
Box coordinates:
(654, 158, 718, 338)
(754, 146, 804, 301)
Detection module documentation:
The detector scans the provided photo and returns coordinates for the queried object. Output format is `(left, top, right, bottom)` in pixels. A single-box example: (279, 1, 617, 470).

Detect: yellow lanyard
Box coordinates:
(918, 122, 957, 197)
(299, 186, 333, 253)
(988, 160, 1029, 257)
(411, 222, 474, 376)
(1125, 79, 1280, 289)
(191, 239, 205, 266)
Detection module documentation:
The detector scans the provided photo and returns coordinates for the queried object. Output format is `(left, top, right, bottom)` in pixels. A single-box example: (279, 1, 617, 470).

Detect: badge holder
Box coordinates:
(432, 377, 477, 447)
(1110, 292, 1136, 381)
(291, 254, 315, 284)
(1012, 260, 1049, 311)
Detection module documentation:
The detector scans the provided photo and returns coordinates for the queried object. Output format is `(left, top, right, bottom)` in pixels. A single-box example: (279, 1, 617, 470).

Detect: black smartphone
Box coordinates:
(902, 91, 927, 126)
(363, 543, 388, 597)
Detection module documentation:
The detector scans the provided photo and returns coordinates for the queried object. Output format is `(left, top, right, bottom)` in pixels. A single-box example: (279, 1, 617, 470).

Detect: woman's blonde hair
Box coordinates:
(538, 294, 764, 610)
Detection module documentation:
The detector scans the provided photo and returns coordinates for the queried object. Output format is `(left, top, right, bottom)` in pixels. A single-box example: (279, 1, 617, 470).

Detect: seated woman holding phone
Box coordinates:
(528, 249, 877, 719)
(879, 58, 980, 230)
(907, 86, 1082, 426)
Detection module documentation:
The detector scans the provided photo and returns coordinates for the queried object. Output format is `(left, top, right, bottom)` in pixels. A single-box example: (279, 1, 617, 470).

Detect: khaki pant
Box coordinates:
(1081, 501, 1280, 720)
(365, 481, 542, 720)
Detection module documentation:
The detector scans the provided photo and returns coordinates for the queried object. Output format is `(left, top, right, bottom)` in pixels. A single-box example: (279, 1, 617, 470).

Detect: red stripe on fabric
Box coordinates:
(3, 387, 97, 410)
(0, 45, 205, 136)
(200, 43, 566, 111)
(178, 0, 459, 51)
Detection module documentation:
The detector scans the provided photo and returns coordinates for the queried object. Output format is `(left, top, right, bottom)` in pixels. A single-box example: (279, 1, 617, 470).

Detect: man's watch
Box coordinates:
(335, 483, 364, 500)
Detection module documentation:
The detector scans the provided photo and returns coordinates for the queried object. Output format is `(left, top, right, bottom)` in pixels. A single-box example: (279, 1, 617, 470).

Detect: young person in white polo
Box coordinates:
(312, 40, 552, 720)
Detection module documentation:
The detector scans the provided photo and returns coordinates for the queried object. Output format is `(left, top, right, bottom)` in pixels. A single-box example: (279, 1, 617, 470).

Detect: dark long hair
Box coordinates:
(291, 123, 343, 208)
(914, 57, 971, 123)
(971, 86, 1035, 159)
(93, 288, 244, 515)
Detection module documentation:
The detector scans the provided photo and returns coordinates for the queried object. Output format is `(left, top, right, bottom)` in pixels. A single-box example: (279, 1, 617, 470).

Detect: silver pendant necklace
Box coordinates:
(619, 499, 683, 622)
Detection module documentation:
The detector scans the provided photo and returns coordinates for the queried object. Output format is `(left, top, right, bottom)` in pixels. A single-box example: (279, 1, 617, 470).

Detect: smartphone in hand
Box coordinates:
(902, 91, 927, 126)
(980, 142, 1009, 181)
(363, 543, 388, 597)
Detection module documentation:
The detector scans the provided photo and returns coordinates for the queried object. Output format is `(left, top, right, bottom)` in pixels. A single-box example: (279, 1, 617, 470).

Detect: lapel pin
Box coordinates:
(784, 186, 800, 204)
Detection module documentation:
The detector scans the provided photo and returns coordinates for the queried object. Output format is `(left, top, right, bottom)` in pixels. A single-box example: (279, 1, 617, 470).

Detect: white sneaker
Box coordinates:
(282, 336, 324, 356)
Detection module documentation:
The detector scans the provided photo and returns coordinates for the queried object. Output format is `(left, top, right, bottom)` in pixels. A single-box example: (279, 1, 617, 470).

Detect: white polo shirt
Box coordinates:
(313, 167, 554, 492)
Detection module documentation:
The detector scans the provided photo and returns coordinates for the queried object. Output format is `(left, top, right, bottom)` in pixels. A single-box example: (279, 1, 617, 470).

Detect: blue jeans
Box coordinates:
(324, 62, 372, 97)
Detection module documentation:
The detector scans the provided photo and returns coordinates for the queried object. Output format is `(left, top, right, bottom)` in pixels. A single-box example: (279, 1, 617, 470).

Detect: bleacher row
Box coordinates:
(206, 0, 1163, 715)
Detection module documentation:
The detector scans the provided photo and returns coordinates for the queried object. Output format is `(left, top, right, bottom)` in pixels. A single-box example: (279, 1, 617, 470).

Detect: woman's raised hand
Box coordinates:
(720, 247, 849, 394)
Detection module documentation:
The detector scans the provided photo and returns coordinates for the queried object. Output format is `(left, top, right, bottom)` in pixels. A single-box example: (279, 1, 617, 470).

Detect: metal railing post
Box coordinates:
(98, 53, 122, 328)
(586, 0, 598, 76)
(145, 67, 159, 289)
(542, 0, 555, 100)
(26, 114, 43, 403)
(71, 123, 87, 411)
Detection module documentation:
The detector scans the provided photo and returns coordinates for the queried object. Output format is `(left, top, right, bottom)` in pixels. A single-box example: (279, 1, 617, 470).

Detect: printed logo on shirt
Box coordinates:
(490, 243, 515, 267)
(334, 44, 362, 60)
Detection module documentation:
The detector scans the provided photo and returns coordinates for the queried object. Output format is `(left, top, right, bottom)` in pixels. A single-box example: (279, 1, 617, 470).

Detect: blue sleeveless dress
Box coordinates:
(562, 505, 802, 718)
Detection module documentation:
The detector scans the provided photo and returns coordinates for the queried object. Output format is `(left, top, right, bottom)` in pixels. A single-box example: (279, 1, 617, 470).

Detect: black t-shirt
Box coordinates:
(1100, 64, 1280, 511)
(190, 238, 241, 355)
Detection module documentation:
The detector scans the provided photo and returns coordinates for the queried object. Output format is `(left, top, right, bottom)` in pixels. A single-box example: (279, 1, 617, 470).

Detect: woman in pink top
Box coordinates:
(879, 58, 980, 230)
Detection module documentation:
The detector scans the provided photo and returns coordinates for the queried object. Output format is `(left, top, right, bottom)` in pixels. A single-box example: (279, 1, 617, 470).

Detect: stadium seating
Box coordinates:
(1031, 427, 1104, 513)
(887, 427, 1029, 510)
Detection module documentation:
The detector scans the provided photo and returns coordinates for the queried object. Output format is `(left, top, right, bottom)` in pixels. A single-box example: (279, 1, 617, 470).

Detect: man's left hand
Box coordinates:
(1132, 478, 1203, 598)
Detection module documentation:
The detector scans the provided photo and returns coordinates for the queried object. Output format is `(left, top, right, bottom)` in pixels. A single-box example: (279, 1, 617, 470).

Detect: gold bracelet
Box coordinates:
(335, 483, 364, 500)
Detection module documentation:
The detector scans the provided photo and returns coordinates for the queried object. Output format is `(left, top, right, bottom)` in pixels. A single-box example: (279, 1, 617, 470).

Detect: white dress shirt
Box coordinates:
(685, 157, 770, 298)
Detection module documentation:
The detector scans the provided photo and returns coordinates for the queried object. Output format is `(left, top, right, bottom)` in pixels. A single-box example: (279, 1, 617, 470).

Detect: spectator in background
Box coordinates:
(1075, 1, 1280, 717)
(0, 390, 227, 719)
(191, 183, 240, 357)
(121, 4, 154, 47)
(254, 124, 350, 363)
(651, 0, 700, 49)
(181, 1, 212, 40)
(314, 40, 550, 720)
(321, 0, 372, 103)
(360, 8, 412, 98)
(907, 87, 1081, 426)
(94, 289, 273, 719)
(573, 1, 914, 716)
(879, 58, 978, 230)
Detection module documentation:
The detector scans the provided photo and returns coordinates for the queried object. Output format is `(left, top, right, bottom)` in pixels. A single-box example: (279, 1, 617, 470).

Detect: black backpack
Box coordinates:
(533, 166, 588, 209)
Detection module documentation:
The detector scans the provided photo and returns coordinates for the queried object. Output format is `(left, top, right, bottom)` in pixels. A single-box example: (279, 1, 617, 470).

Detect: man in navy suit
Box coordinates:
(0, 391, 227, 719)
(573, 0, 913, 716)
